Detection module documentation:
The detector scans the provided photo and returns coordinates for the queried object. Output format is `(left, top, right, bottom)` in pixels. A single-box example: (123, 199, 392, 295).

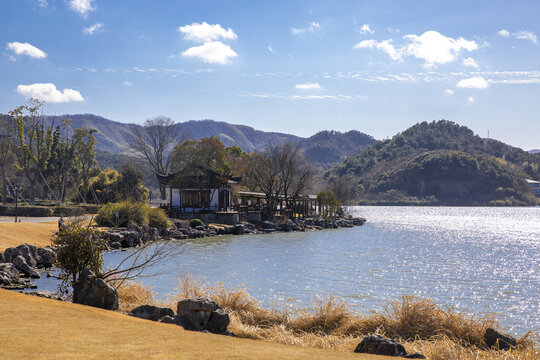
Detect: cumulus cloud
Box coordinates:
(181, 41, 238, 64)
(456, 76, 489, 89)
(354, 39, 402, 61)
(514, 30, 538, 44)
(16, 83, 84, 103)
(359, 24, 374, 34)
(467, 97, 475, 103)
(462, 57, 479, 68)
(68, 0, 96, 17)
(82, 22, 104, 35)
(6, 42, 47, 59)
(497, 29, 510, 37)
(444, 89, 454, 95)
(295, 82, 321, 90)
(267, 45, 273, 52)
(291, 22, 320, 35)
(355, 31, 478, 68)
(37, 0, 47, 7)
(178, 22, 237, 43)
(122, 81, 132, 87)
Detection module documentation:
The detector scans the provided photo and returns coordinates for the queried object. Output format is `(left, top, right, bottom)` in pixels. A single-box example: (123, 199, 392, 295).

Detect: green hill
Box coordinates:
(326, 120, 540, 206)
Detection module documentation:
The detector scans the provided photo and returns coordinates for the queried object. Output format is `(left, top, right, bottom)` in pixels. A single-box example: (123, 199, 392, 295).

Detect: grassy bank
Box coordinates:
(118, 277, 539, 360)
(0, 289, 384, 360)
(0, 221, 56, 251)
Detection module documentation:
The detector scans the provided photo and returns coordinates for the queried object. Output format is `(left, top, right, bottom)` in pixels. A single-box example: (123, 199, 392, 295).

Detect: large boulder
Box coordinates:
(484, 328, 516, 350)
(16, 244, 39, 268)
(12, 255, 40, 279)
(261, 221, 277, 230)
(0, 263, 22, 286)
(129, 305, 174, 321)
(73, 268, 118, 310)
(0, 253, 4, 263)
(232, 224, 245, 235)
(176, 297, 230, 334)
(278, 222, 292, 232)
(3, 247, 20, 263)
(354, 335, 425, 358)
(36, 247, 56, 268)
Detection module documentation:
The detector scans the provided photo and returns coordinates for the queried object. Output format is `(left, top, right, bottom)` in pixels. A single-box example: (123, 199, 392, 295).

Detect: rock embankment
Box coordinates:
(0, 243, 56, 289)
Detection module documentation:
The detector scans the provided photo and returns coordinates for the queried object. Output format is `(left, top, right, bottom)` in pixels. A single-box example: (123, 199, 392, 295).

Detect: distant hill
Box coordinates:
(299, 130, 376, 168)
(37, 114, 375, 169)
(326, 120, 540, 206)
(530, 149, 540, 154)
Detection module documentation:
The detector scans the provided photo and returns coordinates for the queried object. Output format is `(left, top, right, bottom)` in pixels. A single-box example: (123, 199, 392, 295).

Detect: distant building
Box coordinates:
(526, 179, 540, 197)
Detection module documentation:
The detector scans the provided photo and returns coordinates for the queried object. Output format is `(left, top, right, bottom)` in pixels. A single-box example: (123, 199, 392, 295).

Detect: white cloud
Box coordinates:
(243, 93, 357, 100)
(456, 76, 489, 89)
(359, 24, 374, 34)
(267, 45, 273, 52)
(68, 0, 96, 17)
(291, 22, 320, 35)
(497, 29, 510, 37)
(354, 31, 478, 68)
(181, 41, 238, 64)
(6, 41, 47, 59)
(462, 57, 479, 68)
(514, 30, 538, 44)
(444, 89, 454, 95)
(354, 39, 402, 61)
(16, 83, 84, 103)
(295, 82, 321, 90)
(122, 81, 132, 87)
(178, 22, 237, 43)
(403, 31, 478, 68)
(467, 96, 475, 103)
(82, 22, 104, 35)
(37, 0, 47, 7)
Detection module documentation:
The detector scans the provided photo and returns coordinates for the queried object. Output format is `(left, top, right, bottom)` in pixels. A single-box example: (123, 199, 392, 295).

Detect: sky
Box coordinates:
(1, 0, 540, 150)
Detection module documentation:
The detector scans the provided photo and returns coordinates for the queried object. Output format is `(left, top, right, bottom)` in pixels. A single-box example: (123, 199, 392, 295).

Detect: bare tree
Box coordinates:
(129, 116, 180, 199)
(0, 117, 14, 205)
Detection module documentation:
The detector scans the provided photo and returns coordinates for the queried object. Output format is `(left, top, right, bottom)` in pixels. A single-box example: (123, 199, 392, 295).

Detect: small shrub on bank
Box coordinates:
(189, 218, 205, 228)
(0, 205, 54, 217)
(96, 201, 171, 230)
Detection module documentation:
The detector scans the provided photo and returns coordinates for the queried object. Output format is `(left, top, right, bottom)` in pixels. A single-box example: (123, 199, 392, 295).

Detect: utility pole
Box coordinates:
(13, 184, 21, 223)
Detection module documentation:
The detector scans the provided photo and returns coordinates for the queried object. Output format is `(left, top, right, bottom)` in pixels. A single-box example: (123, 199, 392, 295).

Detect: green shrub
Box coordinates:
(53, 206, 86, 217)
(96, 201, 171, 230)
(81, 204, 102, 214)
(148, 207, 171, 231)
(0, 205, 55, 217)
(190, 218, 205, 228)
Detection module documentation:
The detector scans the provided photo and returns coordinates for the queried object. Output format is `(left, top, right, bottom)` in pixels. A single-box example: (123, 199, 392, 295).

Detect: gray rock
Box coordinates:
(12, 255, 40, 279)
(37, 247, 56, 268)
(108, 232, 124, 243)
(16, 243, 39, 268)
(176, 297, 230, 334)
(0, 253, 4, 263)
(121, 237, 135, 248)
(354, 335, 407, 357)
(278, 222, 292, 232)
(129, 305, 174, 321)
(0, 263, 21, 286)
(73, 268, 118, 310)
(484, 327, 516, 350)
(207, 308, 230, 334)
(110, 241, 121, 249)
(232, 224, 245, 235)
(3, 247, 20, 263)
(159, 315, 181, 325)
(149, 227, 160, 240)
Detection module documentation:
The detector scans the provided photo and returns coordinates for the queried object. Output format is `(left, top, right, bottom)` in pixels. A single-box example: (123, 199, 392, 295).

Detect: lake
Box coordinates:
(36, 206, 540, 334)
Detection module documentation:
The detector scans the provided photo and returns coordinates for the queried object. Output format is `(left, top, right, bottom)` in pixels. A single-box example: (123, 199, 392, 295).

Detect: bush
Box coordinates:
(190, 218, 205, 228)
(0, 205, 54, 217)
(53, 206, 86, 217)
(96, 201, 171, 230)
(148, 207, 171, 231)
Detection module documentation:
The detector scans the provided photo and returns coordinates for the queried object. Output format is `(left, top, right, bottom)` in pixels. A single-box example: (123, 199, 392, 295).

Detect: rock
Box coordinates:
(16, 244, 39, 268)
(278, 222, 292, 232)
(22, 290, 64, 301)
(36, 247, 56, 268)
(0, 263, 22, 286)
(261, 221, 277, 230)
(176, 297, 230, 334)
(121, 237, 135, 248)
(129, 305, 175, 321)
(148, 227, 160, 241)
(127, 223, 143, 237)
(354, 335, 407, 357)
(484, 327, 516, 350)
(3, 247, 20, 263)
(73, 268, 118, 310)
(232, 224, 245, 235)
(159, 315, 181, 325)
(108, 233, 124, 243)
(207, 308, 230, 334)
(404, 354, 427, 359)
(110, 241, 121, 249)
(0, 253, 4, 263)
(352, 217, 367, 226)
(12, 255, 40, 279)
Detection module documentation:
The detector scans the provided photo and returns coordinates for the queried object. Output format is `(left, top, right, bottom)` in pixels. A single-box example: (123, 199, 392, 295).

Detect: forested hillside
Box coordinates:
(326, 120, 540, 205)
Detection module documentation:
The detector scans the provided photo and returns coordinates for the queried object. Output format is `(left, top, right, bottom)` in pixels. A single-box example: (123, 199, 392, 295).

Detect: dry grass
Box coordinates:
(117, 276, 539, 360)
(0, 221, 56, 251)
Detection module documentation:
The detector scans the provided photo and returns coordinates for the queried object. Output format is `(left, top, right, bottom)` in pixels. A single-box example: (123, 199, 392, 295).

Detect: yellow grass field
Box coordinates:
(0, 289, 391, 360)
(0, 221, 56, 251)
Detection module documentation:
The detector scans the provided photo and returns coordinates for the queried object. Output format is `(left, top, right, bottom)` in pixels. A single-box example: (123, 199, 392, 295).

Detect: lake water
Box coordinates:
(35, 206, 540, 334)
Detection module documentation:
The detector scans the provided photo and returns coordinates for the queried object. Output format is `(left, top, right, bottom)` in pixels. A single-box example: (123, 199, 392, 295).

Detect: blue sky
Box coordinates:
(1, 0, 540, 150)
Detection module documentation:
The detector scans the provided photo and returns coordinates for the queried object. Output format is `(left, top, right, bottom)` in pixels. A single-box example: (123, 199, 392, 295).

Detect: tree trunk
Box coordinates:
(159, 184, 167, 200)
(61, 175, 67, 204)
(1, 165, 6, 205)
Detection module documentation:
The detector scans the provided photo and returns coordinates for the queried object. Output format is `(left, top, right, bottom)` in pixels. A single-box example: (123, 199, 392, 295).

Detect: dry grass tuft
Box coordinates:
(116, 281, 155, 313)
(116, 276, 540, 360)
